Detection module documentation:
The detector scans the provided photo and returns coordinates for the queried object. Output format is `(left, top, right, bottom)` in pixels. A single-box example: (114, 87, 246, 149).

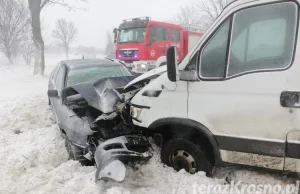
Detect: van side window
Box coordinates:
(186, 51, 199, 71)
(150, 26, 168, 42)
(200, 20, 230, 78)
(171, 29, 180, 42)
(228, 2, 297, 76)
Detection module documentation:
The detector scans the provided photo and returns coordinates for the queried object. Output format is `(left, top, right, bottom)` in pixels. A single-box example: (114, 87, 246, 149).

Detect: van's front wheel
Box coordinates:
(161, 138, 212, 175)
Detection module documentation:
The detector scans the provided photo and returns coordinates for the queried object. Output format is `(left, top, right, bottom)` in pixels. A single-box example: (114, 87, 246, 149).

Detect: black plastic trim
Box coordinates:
(130, 103, 151, 109)
(286, 142, 300, 159)
(132, 117, 142, 123)
(215, 135, 285, 157)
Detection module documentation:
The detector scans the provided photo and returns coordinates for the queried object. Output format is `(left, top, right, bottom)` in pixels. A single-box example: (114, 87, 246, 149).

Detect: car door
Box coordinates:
(48, 64, 59, 90)
(187, 1, 299, 171)
(149, 25, 169, 59)
(52, 64, 67, 127)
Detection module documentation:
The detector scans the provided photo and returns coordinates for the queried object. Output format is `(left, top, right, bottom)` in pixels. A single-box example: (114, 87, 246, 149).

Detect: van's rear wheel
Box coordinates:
(161, 138, 212, 175)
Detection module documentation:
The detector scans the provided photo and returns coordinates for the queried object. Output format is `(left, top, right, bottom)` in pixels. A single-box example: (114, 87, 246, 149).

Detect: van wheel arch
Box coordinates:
(148, 118, 222, 166)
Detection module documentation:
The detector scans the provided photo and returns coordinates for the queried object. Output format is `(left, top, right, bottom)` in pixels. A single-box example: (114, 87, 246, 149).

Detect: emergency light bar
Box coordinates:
(122, 16, 151, 22)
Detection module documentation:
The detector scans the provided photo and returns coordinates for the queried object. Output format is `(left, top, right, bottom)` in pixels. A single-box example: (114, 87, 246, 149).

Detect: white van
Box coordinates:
(126, 0, 300, 175)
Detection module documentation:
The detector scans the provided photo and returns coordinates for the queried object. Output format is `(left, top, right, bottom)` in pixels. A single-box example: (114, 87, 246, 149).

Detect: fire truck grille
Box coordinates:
(119, 50, 136, 57)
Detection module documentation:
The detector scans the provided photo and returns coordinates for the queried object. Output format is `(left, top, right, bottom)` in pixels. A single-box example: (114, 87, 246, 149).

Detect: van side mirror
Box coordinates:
(113, 28, 118, 44)
(166, 46, 179, 82)
(48, 90, 58, 98)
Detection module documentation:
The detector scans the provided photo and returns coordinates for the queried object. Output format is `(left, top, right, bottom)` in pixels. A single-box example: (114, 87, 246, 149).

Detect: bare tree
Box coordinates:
(0, 0, 30, 64)
(195, 0, 228, 28)
(105, 31, 115, 55)
(20, 32, 35, 65)
(173, 5, 201, 25)
(27, 0, 87, 75)
(52, 19, 78, 59)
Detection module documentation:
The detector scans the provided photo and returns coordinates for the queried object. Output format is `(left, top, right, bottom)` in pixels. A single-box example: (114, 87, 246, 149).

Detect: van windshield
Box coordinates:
(118, 28, 146, 43)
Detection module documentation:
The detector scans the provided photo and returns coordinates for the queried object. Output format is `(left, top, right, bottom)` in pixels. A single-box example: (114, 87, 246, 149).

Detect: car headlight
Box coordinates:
(141, 64, 146, 68)
(130, 106, 143, 119)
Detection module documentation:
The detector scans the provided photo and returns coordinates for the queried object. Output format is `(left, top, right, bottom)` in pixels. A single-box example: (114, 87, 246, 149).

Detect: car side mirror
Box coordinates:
(48, 90, 58, 98)
(166, 46, 179, 82)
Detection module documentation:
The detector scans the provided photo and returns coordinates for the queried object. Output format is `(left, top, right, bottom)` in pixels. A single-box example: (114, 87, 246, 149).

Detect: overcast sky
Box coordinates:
(42, 0, 192, 49)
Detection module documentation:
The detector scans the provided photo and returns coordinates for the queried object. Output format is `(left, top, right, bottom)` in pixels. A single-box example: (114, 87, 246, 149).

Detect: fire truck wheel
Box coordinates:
(161, 138, 212, 175)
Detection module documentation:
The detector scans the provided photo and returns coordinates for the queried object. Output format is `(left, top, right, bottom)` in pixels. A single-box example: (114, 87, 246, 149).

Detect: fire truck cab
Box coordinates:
(113, 17, 203, 73)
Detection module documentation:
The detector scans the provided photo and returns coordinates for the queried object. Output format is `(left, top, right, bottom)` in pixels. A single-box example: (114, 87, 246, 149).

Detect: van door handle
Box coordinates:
(280, 91, 300, 108)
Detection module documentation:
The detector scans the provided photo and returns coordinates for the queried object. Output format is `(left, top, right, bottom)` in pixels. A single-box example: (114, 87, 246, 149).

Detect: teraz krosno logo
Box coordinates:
(191, 181, 299, 194)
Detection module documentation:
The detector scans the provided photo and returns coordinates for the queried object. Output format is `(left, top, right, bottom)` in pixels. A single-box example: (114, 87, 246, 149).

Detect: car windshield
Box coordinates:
(67, 65, 132, 86)
(118, 28, 146, 43)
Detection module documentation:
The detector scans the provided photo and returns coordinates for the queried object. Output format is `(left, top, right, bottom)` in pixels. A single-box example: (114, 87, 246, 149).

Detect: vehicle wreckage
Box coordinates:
(61, 67, 166, 182)
(51, 0, 300, 181)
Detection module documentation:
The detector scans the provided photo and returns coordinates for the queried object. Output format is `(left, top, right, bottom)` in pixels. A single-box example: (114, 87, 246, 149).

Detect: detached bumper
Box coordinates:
(94, 135, 152, 182)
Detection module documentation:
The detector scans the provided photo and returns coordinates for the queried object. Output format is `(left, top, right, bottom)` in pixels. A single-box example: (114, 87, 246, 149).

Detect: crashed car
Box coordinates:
(48, 59, 152, 182)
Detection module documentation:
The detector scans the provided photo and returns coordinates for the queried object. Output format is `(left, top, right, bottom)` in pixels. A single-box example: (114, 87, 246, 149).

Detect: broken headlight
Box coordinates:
(130, 106, 143, 119)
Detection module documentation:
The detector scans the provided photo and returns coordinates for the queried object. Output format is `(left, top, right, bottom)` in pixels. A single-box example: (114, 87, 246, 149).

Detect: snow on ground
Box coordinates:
(0, 64, 297, 194)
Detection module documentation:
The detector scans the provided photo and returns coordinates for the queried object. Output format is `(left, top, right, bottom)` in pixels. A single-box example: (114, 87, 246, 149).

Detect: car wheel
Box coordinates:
(161, 138, 212, 175)
(64, 135, 93, 166)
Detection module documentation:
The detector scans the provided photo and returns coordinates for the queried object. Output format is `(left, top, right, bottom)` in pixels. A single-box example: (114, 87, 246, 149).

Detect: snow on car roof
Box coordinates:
(63, 58, 121, 70)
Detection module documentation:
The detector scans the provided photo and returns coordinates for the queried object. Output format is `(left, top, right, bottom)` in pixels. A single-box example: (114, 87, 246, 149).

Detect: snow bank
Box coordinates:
(0, 65, 296, 194)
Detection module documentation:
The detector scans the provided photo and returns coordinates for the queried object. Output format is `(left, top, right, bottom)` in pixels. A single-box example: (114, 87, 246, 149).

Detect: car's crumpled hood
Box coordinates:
(66, 76, 135, 114)
(124, 66, 166, 89)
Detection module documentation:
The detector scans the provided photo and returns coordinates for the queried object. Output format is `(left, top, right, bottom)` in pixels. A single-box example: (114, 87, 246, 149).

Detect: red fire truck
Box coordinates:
(113, 17, 203, 73)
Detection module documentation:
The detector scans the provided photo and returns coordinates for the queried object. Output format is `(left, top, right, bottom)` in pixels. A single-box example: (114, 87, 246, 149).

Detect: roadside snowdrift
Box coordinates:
(0, 65, 295, 194)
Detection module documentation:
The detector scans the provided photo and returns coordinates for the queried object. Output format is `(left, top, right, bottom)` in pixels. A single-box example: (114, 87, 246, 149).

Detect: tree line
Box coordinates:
(0, 0, 82, 75)
(172, 0, 228, 30)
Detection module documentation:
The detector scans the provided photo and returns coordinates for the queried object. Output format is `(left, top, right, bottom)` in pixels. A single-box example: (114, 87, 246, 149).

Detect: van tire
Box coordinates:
(161, 138, 212, 175)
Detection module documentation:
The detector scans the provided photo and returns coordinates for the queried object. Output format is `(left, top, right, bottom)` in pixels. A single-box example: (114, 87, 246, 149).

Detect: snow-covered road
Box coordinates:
(0, 65, 297, 194)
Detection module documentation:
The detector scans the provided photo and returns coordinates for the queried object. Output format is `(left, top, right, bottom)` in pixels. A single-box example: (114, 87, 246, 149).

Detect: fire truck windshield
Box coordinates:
(118, 28, 146, 43)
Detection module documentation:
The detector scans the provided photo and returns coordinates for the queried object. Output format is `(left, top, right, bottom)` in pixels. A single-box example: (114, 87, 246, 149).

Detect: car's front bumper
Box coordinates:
(94, 135, 152, 182)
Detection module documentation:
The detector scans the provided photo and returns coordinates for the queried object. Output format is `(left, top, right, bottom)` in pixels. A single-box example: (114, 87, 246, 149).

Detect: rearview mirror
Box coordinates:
(48, 90, 58, 98)
(113, 28, 118, 44)
(166, 46, 179, 82)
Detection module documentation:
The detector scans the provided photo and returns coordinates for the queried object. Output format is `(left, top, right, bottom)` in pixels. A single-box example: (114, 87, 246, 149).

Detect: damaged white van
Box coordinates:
(127, 0, 300, 176)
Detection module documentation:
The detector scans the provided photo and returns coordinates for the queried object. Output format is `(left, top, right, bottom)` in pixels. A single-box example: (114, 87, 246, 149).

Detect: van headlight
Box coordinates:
(130, 106, 143, 119)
